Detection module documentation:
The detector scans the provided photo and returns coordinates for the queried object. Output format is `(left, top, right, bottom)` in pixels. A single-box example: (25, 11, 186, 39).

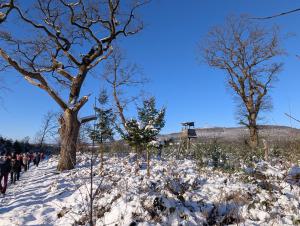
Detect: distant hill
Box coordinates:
(159, 125, 300, 142)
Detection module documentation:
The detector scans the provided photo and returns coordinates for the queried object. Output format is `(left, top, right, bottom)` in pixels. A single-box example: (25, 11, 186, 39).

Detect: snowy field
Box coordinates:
(0, 154, 300, 226)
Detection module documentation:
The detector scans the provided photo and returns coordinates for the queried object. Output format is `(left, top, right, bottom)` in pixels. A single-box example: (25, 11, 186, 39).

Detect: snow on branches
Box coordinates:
(122, 97, 166, 151)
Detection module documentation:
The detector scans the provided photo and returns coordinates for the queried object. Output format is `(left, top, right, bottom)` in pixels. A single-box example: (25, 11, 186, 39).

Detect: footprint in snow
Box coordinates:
(0, 197, 8, 204)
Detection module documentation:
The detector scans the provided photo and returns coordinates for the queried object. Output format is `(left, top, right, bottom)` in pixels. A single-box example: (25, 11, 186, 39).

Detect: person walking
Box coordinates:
(0, 155, 11, 196)
(22, 153, 28, 172)
(10, 157, 17, 184)
(15, 154, 22, 181)
(40, 152, 45, 161)
(27, 152, 33, 170)
(33, 152, 37, 166)
(35, 152, 41, 167)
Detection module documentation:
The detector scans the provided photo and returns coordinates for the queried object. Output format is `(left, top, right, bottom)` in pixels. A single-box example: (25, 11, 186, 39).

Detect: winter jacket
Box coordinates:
(35, 155, 40, 163)
(11, 159, 20, 172)
(16, 159, 22, 172)
(1, 159, 11, 175)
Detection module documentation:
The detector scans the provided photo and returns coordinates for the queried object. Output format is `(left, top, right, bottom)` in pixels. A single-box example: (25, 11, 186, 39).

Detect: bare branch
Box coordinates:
(251, 8, 300, 20)
(285, 113, 300, 124)
(87, 48, 113, 70)
(73, 94, 90, 112)
(103, 48, 146, 130)
(79, 115, 97, 124)
(0, 0, 14, 23)
(0, 48, 68, 110)
(35, 111, 60, 148)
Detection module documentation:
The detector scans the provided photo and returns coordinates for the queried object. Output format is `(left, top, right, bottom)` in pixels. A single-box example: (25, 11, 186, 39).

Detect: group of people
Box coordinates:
(0, 152, 44, 196)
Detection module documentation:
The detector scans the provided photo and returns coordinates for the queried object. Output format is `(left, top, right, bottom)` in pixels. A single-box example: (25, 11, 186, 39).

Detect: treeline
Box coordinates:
(0, 136, 53, 155)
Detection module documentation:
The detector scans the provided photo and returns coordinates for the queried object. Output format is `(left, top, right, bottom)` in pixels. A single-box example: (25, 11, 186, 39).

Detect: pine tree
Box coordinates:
(90, 89, 115, 170)
(122, 97, 166, 174)
(138, 97, 165, 144)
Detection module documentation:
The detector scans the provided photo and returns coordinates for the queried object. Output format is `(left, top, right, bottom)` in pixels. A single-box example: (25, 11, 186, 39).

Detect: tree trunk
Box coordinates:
(100, 144, 104, 171)
(147, 147, 150, 177)
(57, 109, 80, 171)
(135, 146, 140, 173)
(249, 124, 258, 149)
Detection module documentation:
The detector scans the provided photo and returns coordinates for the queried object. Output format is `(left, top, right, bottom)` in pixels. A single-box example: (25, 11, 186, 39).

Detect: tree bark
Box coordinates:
(249, 124, 258, 149)
(57, 109, 80, 171)
(100, 144, 104, 171)
(135, 146, 140, 173)
(147, 147, 150, 177)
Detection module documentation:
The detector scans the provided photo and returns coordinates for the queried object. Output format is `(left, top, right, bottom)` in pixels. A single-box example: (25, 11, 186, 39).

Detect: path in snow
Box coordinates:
(0, 159, 64, 226)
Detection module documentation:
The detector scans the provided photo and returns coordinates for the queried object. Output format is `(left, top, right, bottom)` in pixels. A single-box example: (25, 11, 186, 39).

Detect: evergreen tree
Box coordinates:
(121, 97, 166, 174)
(89, 89, 115, 170)
(121, 119, 145, 150)
(123, 97, 165, 148)
(138, 97, 166, 144)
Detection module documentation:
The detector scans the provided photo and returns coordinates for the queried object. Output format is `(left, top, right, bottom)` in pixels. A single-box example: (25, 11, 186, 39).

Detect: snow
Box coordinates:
(0, 155, 300, 225)
(0, 158, 63, 225)
(148, 140, 160, 148)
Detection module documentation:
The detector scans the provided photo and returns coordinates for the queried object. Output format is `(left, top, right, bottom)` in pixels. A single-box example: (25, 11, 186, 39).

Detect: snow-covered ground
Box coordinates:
(0, 154, 300, 226)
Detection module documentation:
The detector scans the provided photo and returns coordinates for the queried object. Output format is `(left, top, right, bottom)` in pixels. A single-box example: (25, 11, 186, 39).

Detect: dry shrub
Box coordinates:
(205, 190, 249, 225)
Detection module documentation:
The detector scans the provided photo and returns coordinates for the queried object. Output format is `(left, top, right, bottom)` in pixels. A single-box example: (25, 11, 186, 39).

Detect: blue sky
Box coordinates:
(0, 0, 300, 141)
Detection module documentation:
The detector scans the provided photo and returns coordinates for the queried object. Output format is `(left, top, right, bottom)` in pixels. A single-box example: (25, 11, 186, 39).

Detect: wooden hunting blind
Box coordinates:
(181, 122, 197, 138)
(181, 122, 197, 149)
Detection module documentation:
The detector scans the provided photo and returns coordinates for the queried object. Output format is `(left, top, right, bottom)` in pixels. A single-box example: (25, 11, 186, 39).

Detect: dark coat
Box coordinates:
(35, 155, 40, 163)
(1, 159, 11, 175)
(11, 159, 20, 172)
(15, 159, 22, 172)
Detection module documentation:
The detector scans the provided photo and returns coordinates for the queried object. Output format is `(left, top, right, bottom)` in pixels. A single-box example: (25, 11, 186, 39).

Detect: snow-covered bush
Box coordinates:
(193, 140, 243, 171)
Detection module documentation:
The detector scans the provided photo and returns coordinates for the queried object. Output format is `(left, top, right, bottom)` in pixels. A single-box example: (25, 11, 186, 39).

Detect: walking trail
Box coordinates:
(0, 158, 71, 226)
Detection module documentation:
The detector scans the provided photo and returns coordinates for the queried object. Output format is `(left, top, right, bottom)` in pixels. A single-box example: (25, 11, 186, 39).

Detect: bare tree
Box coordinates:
(103, 48, 146, 132)
(199, 16, 284, 148)
(103, 48, 148, 171)
(252, 8, 300, 132)
(0, 0, 147, 170)
(35, 111, 59, 151)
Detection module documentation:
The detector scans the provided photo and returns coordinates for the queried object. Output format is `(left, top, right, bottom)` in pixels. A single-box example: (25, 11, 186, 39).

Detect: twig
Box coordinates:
(284, 113, 300, 124)
(251, 8, 300, 19)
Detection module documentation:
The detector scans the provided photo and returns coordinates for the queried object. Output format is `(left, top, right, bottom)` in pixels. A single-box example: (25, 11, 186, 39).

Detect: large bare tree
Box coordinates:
(200, 16, 284, 148)
(252, 8, 300, 127)
(103, 48, 146, 132)
(0, 0, 147, 170)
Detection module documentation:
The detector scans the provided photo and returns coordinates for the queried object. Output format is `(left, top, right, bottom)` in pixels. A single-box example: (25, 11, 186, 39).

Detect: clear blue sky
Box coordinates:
(0, 0, 300, 141)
